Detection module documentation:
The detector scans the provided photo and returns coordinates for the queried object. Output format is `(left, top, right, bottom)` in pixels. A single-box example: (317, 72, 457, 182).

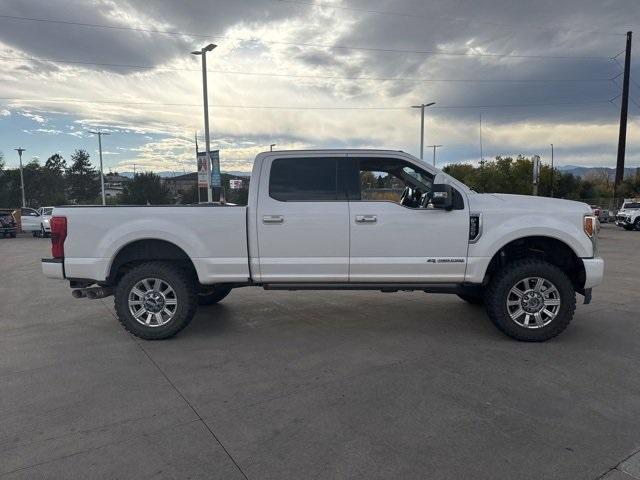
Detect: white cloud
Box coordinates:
(34, 128, 62, 135)
(0, 109, 10, 116)
(19, 111, 47, 123)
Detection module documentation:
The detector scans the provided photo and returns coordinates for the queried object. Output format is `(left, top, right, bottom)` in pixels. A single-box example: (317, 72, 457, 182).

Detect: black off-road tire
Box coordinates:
(485, 259, 576, 342)
(634, 219, 640, 231)
(114, 262, 197, 340)
(198, 286, 232, 305)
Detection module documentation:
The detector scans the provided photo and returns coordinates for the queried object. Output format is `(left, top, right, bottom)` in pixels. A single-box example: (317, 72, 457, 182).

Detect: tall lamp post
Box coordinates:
(191, 43, 217, 203)
(550, 143, 554, 198)
(270, 143, 276, 151)
(426, 144, 443, 167)
(89, 131, 110, 205)
(14, 148, 26, 207)
(411, 102, 435, 160)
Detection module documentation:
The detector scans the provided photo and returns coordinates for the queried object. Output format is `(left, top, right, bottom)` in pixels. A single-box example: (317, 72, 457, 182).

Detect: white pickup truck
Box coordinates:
(42, 149, 604, 342)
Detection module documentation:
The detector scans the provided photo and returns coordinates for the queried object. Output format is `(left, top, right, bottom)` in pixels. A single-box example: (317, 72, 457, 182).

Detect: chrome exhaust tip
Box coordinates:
(71, 289, 87, 299)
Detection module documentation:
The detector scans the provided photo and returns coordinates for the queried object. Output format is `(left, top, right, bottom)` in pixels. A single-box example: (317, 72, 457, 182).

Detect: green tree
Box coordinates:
(41, 153, 67, 205)
(67, 149, 100, 204)
(121, 172, 172, 205)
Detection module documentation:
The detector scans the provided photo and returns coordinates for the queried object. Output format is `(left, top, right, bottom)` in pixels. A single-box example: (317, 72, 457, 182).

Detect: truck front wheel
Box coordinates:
(114, 262, 198, 340)
(485, 259, 576, 342)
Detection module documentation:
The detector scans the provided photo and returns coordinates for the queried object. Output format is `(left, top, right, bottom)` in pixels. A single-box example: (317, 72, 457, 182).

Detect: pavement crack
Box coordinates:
(131, 337, 249, 480)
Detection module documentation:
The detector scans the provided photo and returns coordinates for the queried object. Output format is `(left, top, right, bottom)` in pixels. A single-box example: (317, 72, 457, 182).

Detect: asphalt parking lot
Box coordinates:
(1, 224, 639, 480)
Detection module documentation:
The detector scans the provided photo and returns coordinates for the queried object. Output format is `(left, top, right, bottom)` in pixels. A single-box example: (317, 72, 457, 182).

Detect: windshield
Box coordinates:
(622, 202, 640, 209)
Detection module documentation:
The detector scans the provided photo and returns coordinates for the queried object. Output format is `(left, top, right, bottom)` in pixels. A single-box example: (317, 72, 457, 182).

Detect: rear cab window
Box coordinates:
(269, 158, 342, 201)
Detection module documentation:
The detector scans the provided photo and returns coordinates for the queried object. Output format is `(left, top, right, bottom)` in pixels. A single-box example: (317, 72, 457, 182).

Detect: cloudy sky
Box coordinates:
(0, 0, 638, 173)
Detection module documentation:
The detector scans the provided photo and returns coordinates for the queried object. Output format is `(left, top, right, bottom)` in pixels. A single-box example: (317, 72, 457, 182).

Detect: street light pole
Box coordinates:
(270, 143, 276, 151)
(550, 143, 554, 198)
(191, 43, 217, 203)
(411, 102, 435, 160)
(426, 145, 443, 167)
(14, 148, 26, 207)
(89, 131, 110, 205)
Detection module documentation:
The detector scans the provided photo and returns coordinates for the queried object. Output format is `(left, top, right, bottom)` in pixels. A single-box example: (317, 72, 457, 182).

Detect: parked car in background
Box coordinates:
(19, 207, 41, 236)
(38, 207, 54, 237)
(615, 199, 640, 231)
(0, 209, 17, 238)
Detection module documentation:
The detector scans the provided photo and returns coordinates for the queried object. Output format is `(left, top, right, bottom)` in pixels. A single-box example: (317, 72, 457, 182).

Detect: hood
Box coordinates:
(468, 193, 591, 215)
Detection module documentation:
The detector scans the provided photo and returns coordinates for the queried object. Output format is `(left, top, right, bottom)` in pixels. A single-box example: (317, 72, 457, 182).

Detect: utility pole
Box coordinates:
(411, 102, 435, 160)
(615, 31, 632, 202)
(89, 131, 110, 205)
(14, 148, 26, 207)
(550, 143, 554, 198)
(426, 145, 443, 167)
(191, 43, 217, 203)
(195, 131, 201, 204)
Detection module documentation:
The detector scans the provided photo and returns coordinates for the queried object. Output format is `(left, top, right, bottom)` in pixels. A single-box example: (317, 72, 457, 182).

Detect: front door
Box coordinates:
(347, 155, 470, 283)
(256, 155, 350, 282)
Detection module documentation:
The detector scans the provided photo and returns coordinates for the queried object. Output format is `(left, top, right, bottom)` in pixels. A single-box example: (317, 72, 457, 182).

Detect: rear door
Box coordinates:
(20, 208, 40, 232)
(347, 154, 470, 283)
(256, 154, 350, 282)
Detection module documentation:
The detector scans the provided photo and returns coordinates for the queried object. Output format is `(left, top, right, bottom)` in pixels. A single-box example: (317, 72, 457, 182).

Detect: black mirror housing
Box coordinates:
(432, 184, 453, 210)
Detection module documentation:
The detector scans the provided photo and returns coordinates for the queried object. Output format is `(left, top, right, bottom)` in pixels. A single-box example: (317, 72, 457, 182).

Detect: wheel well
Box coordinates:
(484, 236, 586, 292)
(108, 239, 198, 285)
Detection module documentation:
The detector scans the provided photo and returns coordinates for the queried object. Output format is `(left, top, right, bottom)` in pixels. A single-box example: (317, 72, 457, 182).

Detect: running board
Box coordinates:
(263, 283, 463, 293)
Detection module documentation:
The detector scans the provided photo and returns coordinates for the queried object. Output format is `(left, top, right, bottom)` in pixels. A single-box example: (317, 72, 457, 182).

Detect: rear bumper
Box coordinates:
(583, 257, 604, 289)
(42, 258, 65, 279)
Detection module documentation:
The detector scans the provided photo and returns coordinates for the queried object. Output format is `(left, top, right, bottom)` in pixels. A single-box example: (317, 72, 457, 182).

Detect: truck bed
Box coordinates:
(55, 205, 250, 284)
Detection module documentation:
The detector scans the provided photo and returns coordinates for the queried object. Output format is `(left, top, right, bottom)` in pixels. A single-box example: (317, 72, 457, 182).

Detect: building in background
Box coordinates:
(163, 172, 198, 197)
(229, 179, 244, 190)
(104, 172, 130, 198)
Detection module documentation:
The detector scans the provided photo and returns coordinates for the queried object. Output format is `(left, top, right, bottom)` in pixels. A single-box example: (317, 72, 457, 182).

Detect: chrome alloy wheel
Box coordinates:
(506, 277, 561, 329)
(128, 278, 177, 327)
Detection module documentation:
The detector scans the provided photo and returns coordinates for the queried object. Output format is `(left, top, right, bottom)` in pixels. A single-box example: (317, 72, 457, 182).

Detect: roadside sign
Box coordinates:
(197, 151, 209, 187)
(210, 150, 221, 188)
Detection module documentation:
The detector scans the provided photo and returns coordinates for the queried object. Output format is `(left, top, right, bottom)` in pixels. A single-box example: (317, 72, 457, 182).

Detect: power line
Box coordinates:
(0, 96, 615, 110)
(0, 14, 616, 59)
(269, 0, 627, 37)
(0, 55, 615, 83)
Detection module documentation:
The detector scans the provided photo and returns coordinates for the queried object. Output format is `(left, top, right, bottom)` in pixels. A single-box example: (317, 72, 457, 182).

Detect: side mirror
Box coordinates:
(432, 184, 453, 210)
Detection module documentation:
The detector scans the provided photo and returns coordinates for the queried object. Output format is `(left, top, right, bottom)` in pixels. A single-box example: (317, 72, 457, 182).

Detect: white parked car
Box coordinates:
(37, 207, 54, 237)
(615, 199, 640, 230)
(41, 149, 604, 342)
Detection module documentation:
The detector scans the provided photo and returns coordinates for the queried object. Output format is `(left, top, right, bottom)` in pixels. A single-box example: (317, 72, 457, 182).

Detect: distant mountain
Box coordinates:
(557, 165, 640, 180)
(116, 170, 251, 179)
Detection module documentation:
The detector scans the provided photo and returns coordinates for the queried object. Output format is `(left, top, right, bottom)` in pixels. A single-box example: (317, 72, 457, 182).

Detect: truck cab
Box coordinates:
(42, 149, 604, 342)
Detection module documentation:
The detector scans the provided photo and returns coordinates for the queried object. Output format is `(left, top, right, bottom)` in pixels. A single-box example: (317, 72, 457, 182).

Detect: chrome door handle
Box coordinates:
(355, 215, 377, 223)
(263, 215, 284, 224)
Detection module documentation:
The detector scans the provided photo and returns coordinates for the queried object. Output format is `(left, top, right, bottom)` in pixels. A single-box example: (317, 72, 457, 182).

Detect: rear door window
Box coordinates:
(269, 158, 340, 201)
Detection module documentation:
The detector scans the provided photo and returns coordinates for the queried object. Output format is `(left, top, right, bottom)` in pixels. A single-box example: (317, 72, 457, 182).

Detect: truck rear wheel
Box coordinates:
(198, 286, 232, 305)
(114, 262, 197, 340)
(485, 259, 576, 342)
